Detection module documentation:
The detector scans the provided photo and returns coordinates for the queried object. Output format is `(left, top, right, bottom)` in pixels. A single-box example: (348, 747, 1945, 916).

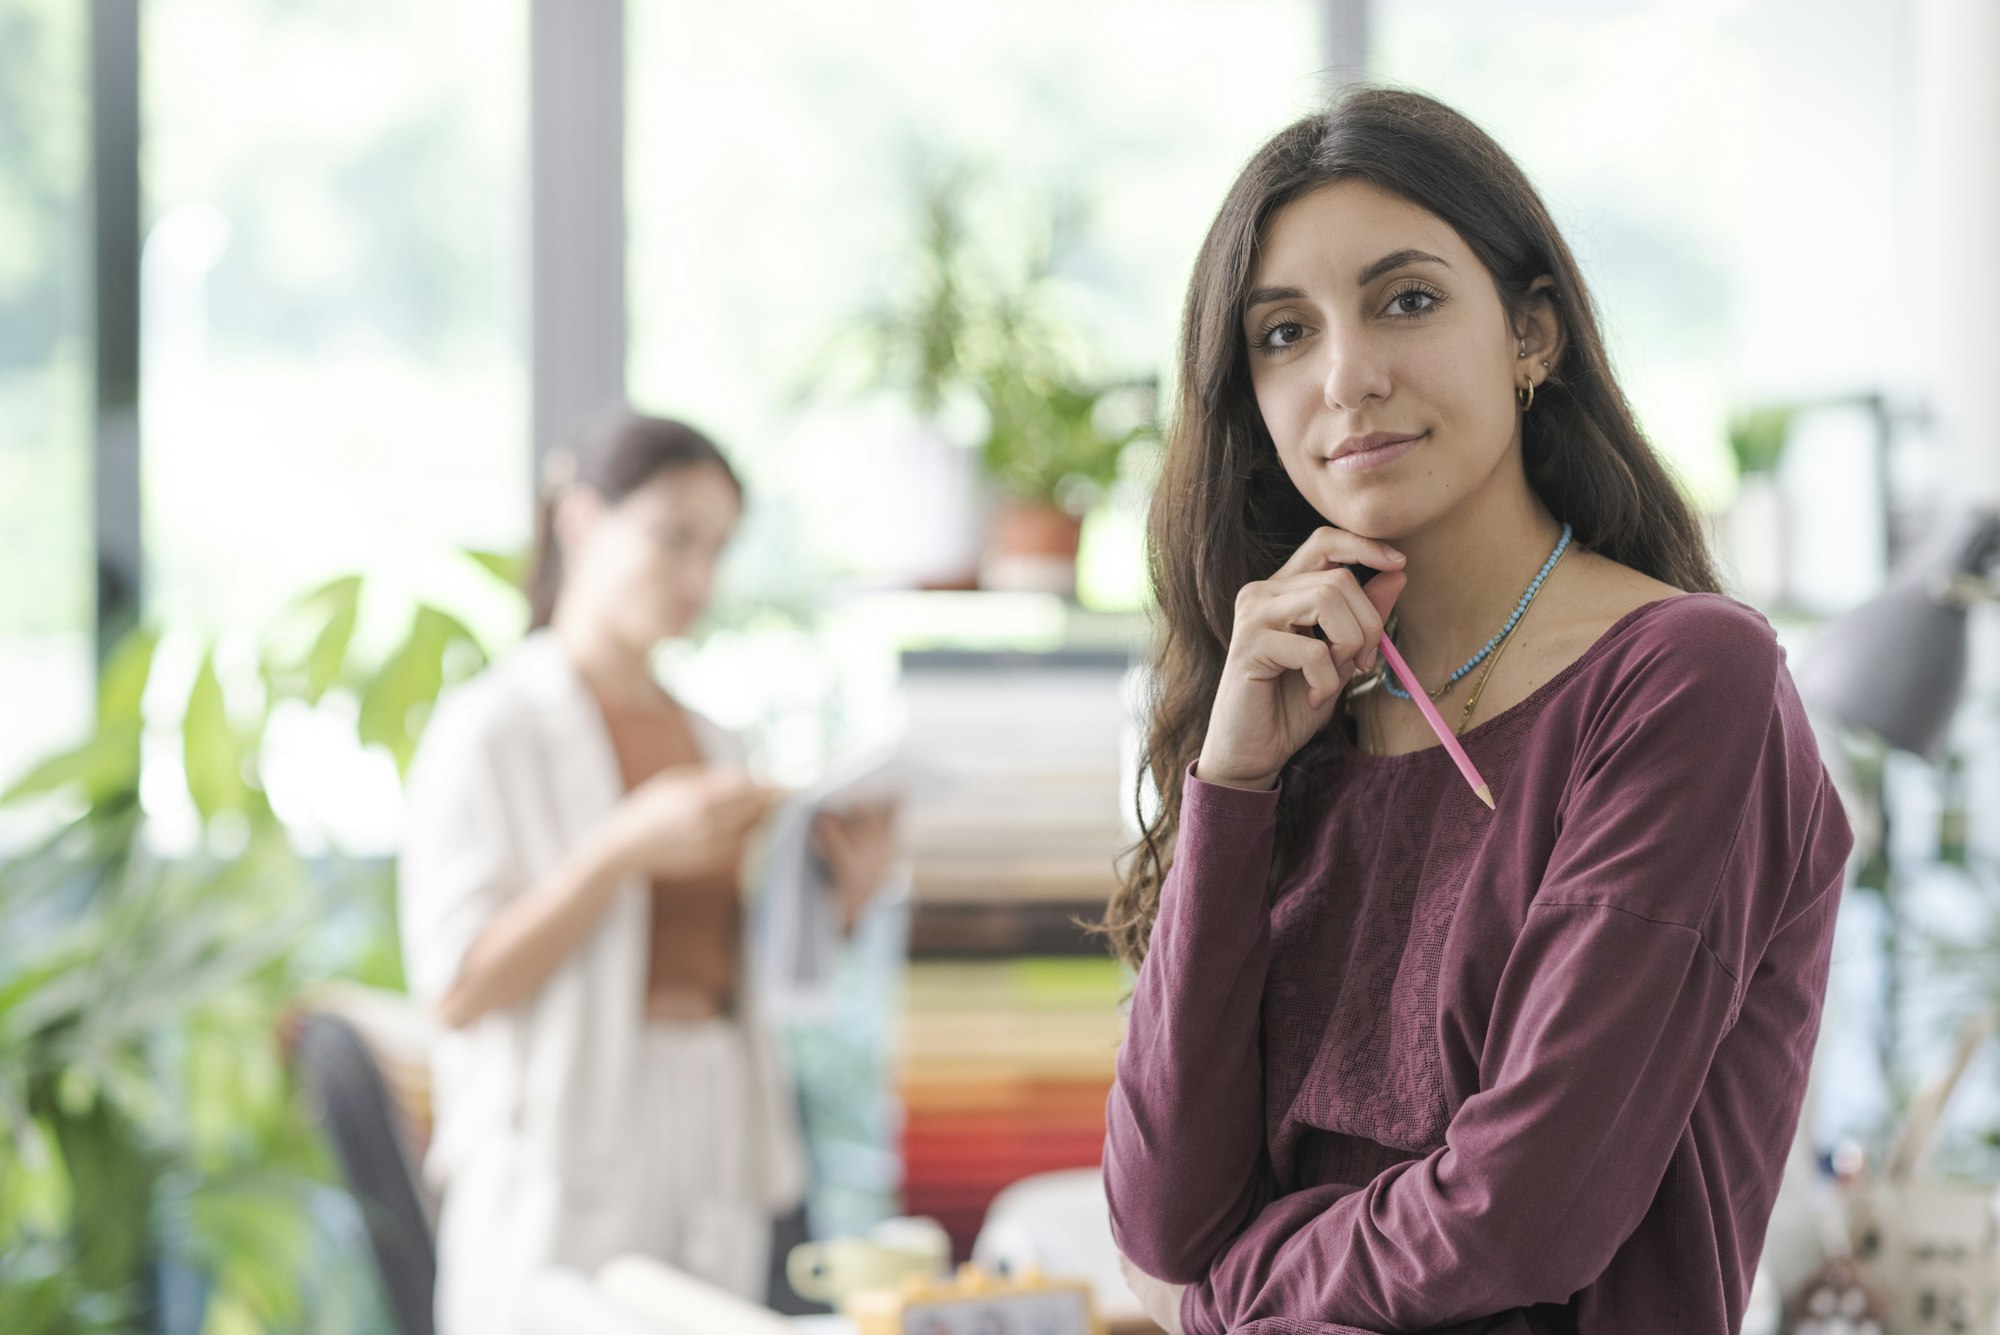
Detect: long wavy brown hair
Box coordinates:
(1100, 86, 1723, 972)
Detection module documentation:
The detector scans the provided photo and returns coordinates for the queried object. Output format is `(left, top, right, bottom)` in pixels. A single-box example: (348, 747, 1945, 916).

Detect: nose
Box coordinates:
(1318, 330, 1391, 412)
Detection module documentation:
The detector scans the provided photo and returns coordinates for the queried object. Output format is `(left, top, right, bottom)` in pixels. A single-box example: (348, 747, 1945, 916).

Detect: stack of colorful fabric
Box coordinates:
(897, 649, 1137, 913)
(897, 957, 1128, 1260)
(889, 647, 1138, 1257)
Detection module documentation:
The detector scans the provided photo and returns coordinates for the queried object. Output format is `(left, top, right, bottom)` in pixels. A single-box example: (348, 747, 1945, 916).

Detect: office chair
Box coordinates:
(293, 1008, 438, 1335)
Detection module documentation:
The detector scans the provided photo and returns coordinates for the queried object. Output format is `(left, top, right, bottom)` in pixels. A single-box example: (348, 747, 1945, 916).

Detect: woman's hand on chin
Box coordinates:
(1199, 525, 1405, 791)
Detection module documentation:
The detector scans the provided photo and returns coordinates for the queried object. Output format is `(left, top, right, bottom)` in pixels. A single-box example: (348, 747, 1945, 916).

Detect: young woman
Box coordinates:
(1101, 89, 1854, 1335)
(398, 409, 895, 1335)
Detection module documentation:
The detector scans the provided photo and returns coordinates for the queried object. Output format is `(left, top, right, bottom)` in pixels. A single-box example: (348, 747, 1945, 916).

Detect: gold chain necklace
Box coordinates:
(1454, 542, 1568, 734)
(1453, 612, 1517, 734)
(1361, 543, 1569, 752)
(1363, 629, 1510, 754)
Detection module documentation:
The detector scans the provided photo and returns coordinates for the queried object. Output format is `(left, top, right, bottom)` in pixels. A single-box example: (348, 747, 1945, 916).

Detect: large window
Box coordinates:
(141, 0, 530, 637)
(0, 0, 94, 794)
(627, 0, 1329, 602)
(1375, 0, 1923, 529)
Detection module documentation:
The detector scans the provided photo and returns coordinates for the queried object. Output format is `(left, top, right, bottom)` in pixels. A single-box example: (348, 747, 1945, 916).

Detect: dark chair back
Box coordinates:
(293, 1009, 437, 1335)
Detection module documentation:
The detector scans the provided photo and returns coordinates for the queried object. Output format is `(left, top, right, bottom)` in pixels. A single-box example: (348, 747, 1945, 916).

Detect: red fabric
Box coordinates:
(1104, 594, 1853, 1335)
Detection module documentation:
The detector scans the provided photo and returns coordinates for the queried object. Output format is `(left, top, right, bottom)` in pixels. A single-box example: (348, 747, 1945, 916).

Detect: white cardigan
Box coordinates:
(396, 629, 806, 1212)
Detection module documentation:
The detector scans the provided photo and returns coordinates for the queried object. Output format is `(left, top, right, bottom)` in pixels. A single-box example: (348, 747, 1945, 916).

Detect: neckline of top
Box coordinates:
(1329, 590, 1721, 766)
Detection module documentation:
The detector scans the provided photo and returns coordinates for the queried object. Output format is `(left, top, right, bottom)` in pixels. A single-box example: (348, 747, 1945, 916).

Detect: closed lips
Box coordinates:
(1331, 431, 1424, 460)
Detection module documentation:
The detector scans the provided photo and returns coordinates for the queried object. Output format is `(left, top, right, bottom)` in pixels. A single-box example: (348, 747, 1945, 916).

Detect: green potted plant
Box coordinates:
(814, 159, 1153, 596)
(802, 163, 1002, 590)
(976, 364, 1156, 596)
(0, 628, 345, 1335)
(1723, 403, 1798, 608)
(0, 555, 510, 1333)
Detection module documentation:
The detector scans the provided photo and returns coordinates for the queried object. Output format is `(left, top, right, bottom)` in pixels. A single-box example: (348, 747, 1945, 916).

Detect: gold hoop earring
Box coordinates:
(1517, 379, 1536, 413)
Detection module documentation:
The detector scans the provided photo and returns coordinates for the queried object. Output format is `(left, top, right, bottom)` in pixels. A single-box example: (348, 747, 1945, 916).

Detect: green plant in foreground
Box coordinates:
(1, 553, 518, 1333)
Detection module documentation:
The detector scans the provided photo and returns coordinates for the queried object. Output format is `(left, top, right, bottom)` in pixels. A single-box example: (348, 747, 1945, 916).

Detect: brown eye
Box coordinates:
(1383, 285, 1444, 320)
(1252, 319, 1306, 355)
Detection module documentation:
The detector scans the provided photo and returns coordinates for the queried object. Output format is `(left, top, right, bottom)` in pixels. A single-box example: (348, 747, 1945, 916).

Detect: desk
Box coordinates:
(528, 1270, 1165, 1334)
(528, 1270, 853, 1334)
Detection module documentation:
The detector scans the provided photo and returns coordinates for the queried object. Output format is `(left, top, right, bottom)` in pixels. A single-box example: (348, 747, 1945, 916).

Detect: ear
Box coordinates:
(1512, 276, 1566, 385)
(552, 486, 607, 565)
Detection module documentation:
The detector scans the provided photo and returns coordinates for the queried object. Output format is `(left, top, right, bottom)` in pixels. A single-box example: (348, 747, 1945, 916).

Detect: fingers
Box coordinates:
(814, 806, 896, 862)
(1269, 574, 1373, 658)
(810, 811, 852, 860)
(726, 797, 778, 834)
(1360, 566, 1408, 623)
(1270, 525, 1405, 580)
(699, 768, 769, 797)
(816, 801, 895, 838)
(1237, 626, 1346, 707)
(708, 783, 781, 834)
(1238, 567, 1388, 672)
(846, 802, 896, 839)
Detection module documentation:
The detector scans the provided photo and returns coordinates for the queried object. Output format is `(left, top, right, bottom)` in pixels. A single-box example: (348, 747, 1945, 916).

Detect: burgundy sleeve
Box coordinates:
(1103, 759, 1284, 1285)
(1183, 619, 1847, 1333)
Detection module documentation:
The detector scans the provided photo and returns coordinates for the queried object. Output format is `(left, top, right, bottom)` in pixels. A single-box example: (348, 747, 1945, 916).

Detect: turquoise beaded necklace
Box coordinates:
(1380, 521, 1573, 702)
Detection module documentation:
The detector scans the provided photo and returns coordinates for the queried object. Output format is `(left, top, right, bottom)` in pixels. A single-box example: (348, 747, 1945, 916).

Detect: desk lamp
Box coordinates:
(1796, 507, 2000, 760)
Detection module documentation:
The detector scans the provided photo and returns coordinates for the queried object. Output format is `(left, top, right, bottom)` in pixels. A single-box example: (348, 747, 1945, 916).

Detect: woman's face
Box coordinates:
(558, 462, 741, 646)
(1242, 178, 1530, 540)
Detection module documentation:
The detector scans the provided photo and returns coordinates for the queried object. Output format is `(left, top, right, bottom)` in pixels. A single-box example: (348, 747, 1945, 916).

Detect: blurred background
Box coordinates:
(6, 0, 2000, 1331)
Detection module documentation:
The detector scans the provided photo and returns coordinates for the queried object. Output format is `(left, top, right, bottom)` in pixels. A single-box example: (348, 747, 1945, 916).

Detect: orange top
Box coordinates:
(587, 685, 741, 1021)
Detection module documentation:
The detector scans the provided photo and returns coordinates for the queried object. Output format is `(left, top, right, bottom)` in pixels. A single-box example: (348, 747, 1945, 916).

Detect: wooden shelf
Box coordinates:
(908, 900, 1115, 959)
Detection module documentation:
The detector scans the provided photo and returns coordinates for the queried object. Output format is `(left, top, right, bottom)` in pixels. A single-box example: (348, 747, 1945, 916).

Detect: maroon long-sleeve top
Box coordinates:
(1105, 592, 1854, 1335)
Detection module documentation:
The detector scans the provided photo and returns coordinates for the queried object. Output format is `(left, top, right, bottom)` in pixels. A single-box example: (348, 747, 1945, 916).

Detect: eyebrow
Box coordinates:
(1243, 249, 1454, 311)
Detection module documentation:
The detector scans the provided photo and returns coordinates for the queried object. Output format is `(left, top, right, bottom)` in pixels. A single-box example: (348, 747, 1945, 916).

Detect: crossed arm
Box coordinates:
(1107, 652, 1804, 1334)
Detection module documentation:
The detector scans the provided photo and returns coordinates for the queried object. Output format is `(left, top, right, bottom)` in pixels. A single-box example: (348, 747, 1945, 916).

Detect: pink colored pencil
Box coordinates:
(1372, 635, 1496, 810)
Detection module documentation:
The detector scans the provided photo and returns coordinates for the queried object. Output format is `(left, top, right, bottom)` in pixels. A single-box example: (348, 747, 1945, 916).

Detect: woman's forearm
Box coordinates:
(434, 822, 634, 1029)
(1104, 766, 1283, 1284)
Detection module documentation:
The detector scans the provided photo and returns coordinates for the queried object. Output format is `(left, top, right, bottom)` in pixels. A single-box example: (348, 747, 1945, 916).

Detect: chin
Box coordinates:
(1300, 492, 1407, 543)
(1281, 467, 1399, 539)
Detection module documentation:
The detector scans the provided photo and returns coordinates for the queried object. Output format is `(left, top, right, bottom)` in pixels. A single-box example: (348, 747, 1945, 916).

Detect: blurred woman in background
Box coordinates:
(398, 408, 895, 1335)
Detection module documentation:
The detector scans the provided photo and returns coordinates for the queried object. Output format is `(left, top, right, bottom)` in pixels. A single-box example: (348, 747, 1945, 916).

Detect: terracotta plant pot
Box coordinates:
(981, 498, 1084, 596)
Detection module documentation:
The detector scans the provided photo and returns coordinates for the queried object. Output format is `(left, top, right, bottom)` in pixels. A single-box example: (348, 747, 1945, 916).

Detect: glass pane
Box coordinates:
(142, 0, 529, 636)
(0, 0, 95, 795)
(1374, 0, 1919, 524)
(627, 0, 1328, 600)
